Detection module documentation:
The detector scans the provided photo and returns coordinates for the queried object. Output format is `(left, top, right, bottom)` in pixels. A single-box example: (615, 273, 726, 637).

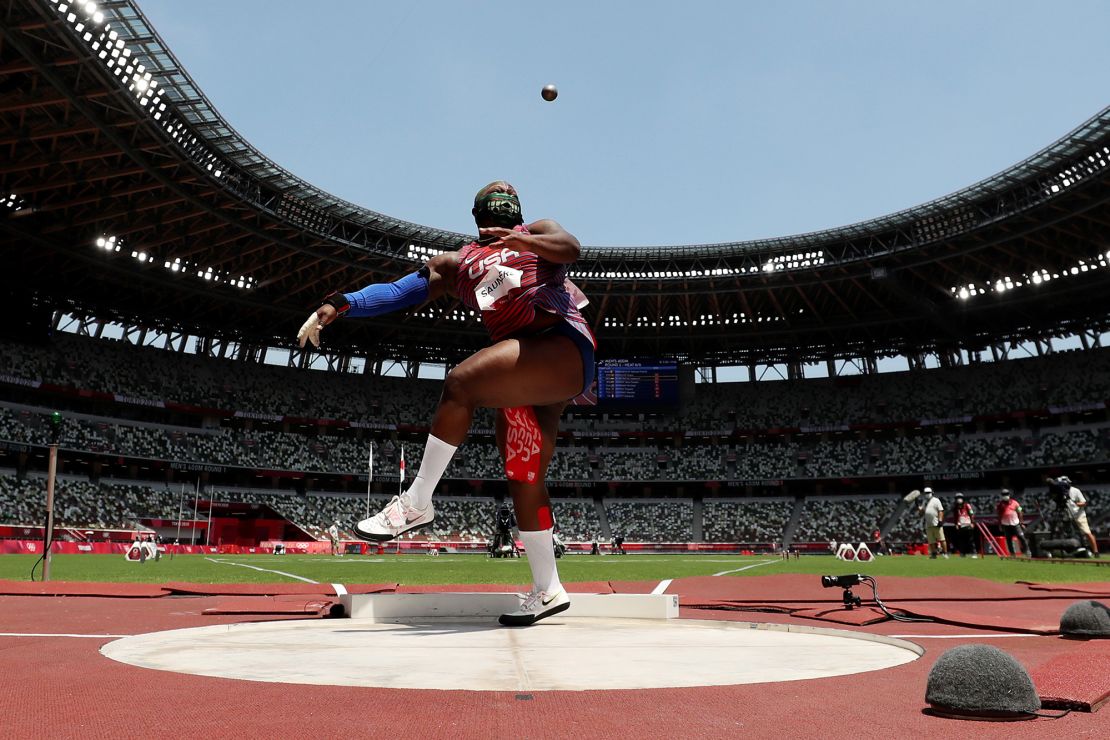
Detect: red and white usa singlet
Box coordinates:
(455, 226, 596, 348)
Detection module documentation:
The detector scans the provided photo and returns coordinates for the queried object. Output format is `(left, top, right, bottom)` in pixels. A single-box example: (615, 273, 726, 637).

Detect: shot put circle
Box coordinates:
(101, 618, 921, 691)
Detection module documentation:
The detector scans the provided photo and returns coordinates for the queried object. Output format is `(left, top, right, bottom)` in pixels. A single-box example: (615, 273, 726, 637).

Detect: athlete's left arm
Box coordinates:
(479, 219, 581, 264)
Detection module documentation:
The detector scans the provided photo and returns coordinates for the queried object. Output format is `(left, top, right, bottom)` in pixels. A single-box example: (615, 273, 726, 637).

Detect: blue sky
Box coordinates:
(139, 0, 1110, 248)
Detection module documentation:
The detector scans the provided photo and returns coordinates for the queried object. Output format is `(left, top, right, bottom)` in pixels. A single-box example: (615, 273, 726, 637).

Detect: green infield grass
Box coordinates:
(0, 552, 1104, 586)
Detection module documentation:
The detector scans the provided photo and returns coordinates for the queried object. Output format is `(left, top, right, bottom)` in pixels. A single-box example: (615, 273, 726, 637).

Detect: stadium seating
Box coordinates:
(2, 468, 1102, 547)
(0, 473, 180, 529)
(792, 496, 898, 544)
(6, 334, 1110, 430)
(732, 441, 797, 480)
(551, 498, 603, 540)
(702, 498, 793, 543)
(2, 334, 1109, 546)
(2, 404, 1108, 483)
(604, 500, 693, 541)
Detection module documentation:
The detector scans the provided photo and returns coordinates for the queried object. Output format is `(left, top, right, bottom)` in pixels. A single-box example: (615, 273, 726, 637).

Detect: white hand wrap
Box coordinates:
(297, 311, 323, 348)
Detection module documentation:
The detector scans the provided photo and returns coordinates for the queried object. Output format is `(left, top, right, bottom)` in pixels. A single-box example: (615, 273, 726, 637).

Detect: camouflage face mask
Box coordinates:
(474, 191, 523, 228)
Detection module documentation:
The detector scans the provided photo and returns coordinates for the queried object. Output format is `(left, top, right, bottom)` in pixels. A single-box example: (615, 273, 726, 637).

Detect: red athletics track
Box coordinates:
(1, 576, 1107, 739)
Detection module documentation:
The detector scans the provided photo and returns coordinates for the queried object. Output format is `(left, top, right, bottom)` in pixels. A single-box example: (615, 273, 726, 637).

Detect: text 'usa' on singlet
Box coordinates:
(454, 226, 596, 348)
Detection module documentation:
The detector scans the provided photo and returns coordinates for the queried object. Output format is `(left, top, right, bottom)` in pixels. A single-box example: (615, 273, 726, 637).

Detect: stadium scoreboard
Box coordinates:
(596, 360, 679, 406)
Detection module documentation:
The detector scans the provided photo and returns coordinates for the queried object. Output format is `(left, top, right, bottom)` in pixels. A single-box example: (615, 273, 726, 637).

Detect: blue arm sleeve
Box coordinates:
(343, 270, 430, 318)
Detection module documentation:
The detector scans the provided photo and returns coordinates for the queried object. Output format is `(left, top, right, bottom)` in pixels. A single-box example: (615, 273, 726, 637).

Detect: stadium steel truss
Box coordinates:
(2, 0, 1110, 374)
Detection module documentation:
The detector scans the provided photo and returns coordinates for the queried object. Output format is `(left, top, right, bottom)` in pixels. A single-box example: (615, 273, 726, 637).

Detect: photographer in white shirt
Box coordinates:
(1058, 477, 1099, 557)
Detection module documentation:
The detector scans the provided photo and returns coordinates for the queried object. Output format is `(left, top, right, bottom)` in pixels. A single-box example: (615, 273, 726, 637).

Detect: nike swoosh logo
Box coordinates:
(463, 254, 478, 265)
(541, 593, 561, 606)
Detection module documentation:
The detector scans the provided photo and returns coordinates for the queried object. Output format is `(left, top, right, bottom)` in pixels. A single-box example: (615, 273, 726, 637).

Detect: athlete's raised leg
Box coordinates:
(355, 332, 583, 542)
(431, 333, 583, 446)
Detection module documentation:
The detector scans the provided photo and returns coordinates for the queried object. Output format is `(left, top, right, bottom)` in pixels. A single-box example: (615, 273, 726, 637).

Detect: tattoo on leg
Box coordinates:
(502, 406, 542, 484)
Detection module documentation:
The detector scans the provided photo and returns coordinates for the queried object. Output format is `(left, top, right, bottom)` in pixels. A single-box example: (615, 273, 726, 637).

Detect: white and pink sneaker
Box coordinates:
(354, 494, 433, 542)
(499, 588, 570, 626)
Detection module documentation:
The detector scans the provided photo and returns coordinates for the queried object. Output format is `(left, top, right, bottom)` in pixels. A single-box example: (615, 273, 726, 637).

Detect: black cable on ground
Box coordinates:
(863, 576, 933, 623)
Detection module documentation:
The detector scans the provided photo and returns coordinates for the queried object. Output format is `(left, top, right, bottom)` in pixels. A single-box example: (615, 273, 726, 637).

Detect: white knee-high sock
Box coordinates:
(403, 435, 457, 510)
(519, 528, 563, 594)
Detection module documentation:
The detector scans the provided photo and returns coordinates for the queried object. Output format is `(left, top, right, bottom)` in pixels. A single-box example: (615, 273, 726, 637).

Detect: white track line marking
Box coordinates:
(890, 633, 1042, 639)
(0, 632, 128, 638)
(651, 579, 673, 595)
(712, 559, 781, 577)
(204, 557, 318, 584)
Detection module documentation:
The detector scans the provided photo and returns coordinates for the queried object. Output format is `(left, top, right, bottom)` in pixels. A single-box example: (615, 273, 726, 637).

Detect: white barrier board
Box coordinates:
(340, 591, 679, 620)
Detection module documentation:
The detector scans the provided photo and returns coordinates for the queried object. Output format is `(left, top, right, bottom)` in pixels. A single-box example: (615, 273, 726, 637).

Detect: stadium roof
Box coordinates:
(2, 0, 1110, 367)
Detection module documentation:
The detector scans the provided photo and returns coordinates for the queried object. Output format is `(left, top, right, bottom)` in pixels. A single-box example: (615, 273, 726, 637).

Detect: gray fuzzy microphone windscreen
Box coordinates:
(925, 644, 1040, 720)
(1059, 600, 1110, 638)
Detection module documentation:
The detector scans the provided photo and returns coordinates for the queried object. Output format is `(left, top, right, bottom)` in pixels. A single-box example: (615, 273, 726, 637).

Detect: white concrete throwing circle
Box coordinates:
(101, 618, 921, 691)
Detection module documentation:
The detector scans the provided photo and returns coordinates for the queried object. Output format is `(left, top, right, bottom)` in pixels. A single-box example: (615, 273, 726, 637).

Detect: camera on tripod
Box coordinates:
(821, 574, 864, 609)
(821, 574, 862, 588)
(1030, 476, 1089, 559)
(487, 504, 519, 558)
(1048, 476, 1070, 508)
